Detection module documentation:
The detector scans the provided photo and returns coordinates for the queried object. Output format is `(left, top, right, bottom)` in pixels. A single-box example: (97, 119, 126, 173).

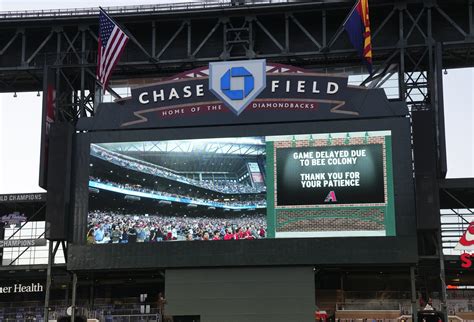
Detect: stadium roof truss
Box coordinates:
(100, 139, 266, 156)
(1, 0, 474, 120)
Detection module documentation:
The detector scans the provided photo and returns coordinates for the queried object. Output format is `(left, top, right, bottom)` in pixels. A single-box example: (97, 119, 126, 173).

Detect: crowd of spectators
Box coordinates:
(87, 211, 267, 244)
(91, 144, 265, 194)
(89, 177, 266, 208)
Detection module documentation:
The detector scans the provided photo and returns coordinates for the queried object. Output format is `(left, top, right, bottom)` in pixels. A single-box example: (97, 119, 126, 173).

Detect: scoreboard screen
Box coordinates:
(86, 130, 395, 244)
(267, 131, 394, 238)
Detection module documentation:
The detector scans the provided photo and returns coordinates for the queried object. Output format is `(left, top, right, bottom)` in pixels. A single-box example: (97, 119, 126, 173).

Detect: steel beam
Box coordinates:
(410, 266, 417, 322)
(71, 272, 78, 322)
(43, 241, 54, 321)
(0, 31, 20, 55)
(192, 19, 221, 58)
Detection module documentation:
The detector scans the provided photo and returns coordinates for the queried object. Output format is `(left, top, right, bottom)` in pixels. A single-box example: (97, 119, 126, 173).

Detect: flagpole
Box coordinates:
(342, 0, 360, 27)
(326, 0, 359, 50)
(327, 0, 374, 76)
(95, 7, 135, 103)
(99, 7, 159, 64)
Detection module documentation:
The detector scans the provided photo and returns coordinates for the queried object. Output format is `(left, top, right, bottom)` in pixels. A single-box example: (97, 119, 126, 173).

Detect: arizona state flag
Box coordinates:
(343, 0, 373, 74)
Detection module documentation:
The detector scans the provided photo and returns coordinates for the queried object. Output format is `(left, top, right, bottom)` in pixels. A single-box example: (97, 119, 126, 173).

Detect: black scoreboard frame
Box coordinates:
(68, 117, 417, 270)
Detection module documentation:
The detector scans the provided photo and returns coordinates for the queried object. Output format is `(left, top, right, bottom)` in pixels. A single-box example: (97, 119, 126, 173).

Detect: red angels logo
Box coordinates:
(455, 222, 474, 268)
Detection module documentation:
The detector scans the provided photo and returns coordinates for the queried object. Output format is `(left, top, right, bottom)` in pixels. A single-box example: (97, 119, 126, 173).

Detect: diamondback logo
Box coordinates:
(324, 191, 337, 203)
(209, 60, 266, 115)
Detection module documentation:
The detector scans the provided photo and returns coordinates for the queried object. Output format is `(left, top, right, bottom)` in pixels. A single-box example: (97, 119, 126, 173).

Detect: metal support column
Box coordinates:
(43, 241, 54, 321)
(248, 18, 254, 58)
(71, 272, 78, 322)
(398, 5, 406, 102)
(65, 284, 70, 308)
(284, 13, 289, 53)
(410, 266, 417, 322)
(89, 276, 95, 310)
(80, 27, 86, 117)
(20, 30, 26, 66)
(438, 233, 448, 322)
(187, 20, 192, 59)
(469, 0, 474, 37)
(434, 42, 447, 177)
(151, 21, 156, 57)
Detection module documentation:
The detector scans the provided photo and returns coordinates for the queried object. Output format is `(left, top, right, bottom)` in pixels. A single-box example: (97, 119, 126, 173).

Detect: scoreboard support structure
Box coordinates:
(1, 1, 473, 321)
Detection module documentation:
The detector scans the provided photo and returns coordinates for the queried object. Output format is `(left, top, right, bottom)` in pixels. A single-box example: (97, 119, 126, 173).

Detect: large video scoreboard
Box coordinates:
(68, 60, 417, 270)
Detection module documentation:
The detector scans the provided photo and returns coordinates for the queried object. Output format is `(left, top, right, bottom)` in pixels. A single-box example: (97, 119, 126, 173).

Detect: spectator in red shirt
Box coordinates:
(166, 231, 172, 241)
(243, 227, 252, 239)
(234, 228, 242, 240)
(212, 230, 221, 240)
(224, 228, 234, 240)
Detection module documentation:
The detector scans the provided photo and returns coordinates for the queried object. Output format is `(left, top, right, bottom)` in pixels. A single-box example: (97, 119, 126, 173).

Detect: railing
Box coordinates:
(337, 303, 403, 311)
(0, 305, 161, 322)
(0, 0, 298, 20)
(343, 291, 412, 300)
(447, 290, 474, 299)
(441, 209, 474, 255)
(104, 313, 160, 322)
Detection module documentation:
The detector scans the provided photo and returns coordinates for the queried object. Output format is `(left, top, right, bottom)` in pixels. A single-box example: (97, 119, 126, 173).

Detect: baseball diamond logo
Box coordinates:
(209, 59, 266, 115)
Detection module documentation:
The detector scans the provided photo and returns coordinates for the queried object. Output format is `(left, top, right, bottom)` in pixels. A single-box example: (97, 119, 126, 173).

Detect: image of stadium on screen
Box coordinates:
(87, 131, 395, 244)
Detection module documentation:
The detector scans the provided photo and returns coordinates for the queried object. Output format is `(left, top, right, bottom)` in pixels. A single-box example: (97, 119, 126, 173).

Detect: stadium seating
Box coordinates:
(91, 144, 265, 194)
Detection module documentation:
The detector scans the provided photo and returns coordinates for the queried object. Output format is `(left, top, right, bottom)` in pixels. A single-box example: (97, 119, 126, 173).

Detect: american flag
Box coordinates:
(96, 8, 129, 90)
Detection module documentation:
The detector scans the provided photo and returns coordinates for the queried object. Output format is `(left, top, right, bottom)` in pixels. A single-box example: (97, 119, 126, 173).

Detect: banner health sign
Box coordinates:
(0, 283, 43, 294)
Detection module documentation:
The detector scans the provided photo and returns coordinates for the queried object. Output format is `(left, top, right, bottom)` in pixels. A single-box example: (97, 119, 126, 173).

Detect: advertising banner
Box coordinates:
(77, 60, 407, 131)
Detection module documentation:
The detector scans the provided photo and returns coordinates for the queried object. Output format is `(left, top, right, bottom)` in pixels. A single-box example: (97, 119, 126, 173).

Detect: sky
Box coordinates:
(443, 68, 474, 179)
(0, 1, 473, 194)
(0, 0, 196, 11)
